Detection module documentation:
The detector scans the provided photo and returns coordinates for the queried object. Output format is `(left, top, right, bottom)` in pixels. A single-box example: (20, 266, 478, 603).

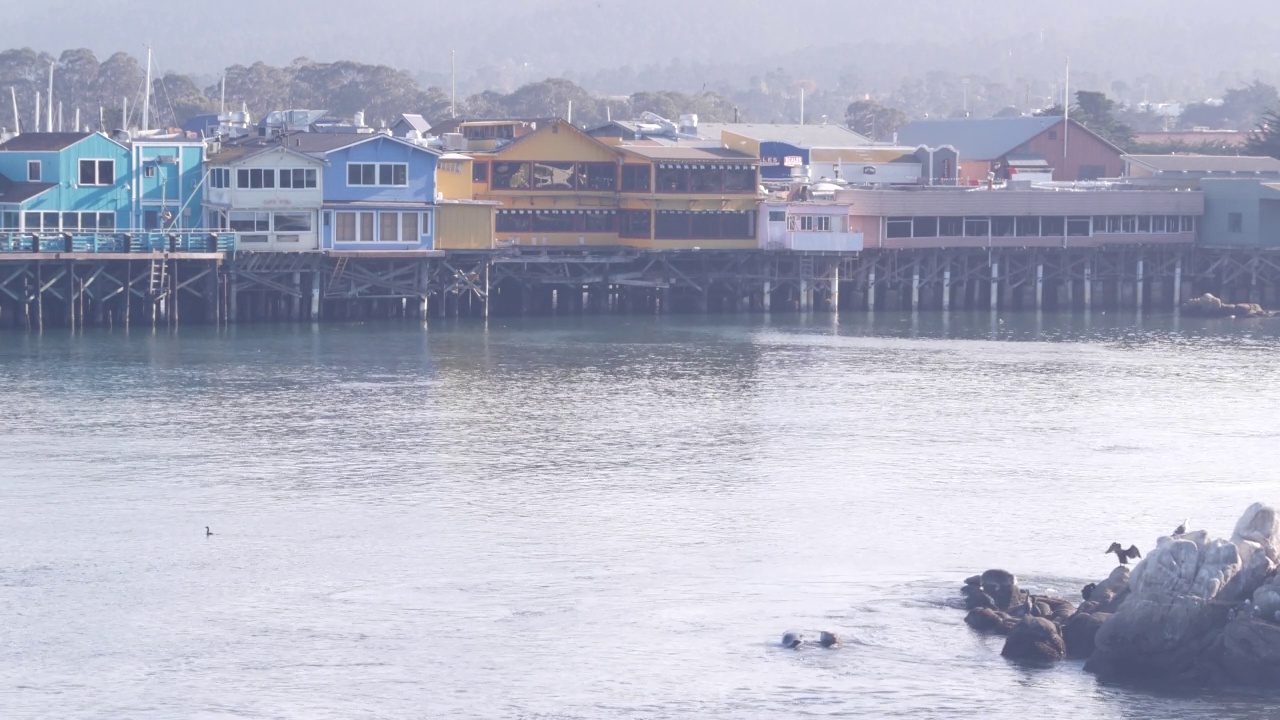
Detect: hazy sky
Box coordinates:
(3, 0, 1278, 96)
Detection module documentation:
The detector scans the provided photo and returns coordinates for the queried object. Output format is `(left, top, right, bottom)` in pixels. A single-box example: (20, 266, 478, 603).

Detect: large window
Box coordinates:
(346, 163, 408, 187)
(279, 168, 317, 189)
(620, 210, 651, 238)
(1040, 216, 1065, 236)
(886, 217, 912, 238)
(655, 166, 690, 193)
(335, 210, 427, 242)
(27, 160, 40, 182)
(939, 216, 963, 237)
(1015, 217, 1040, 237)
(652, 211, 755, 240)
(877, 214, 1198, 239)
(790, 215, 835, 232)
(621, 165, 650, 192)
(964, 218, 989, 237)
(532, 161, 576, 190)
(229, 211, 270, 232)
(18, 211, 113, 232)
(237, 168, 275, 189)
(273, 212, 313, 232)
(491, 162, 531, 190)
(496, 210, 617, 233)
(653, 165, 757, 194)
(1066, 217, 1091, 236)
(79, 159, 114, 186)
(578, 162, 617, 191)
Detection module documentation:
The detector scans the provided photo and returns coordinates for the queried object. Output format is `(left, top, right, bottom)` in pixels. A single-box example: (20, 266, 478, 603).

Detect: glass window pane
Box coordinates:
(380, 212, 399, 241)
(81, 212, 97, 231)
(964, 218, 989, 237)
(913, 217, 938, 237)
(1041, 216, 1065, 235)
(402, 212, 419, 240)
(379, 164, 393, 185)
(393, 165, 407, 186)
(80, 160, 96, 185)
(274, 212, 312, 232)
(98, 160, 113, 184)
(359, 212, 375, 241)
(533, 161, 576, 190)
(336, 212, 356, 242)
(99, 213, 115, 230)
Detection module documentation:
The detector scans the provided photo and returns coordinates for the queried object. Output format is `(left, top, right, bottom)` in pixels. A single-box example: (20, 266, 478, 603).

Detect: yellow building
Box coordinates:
(463, 119, 761, 250)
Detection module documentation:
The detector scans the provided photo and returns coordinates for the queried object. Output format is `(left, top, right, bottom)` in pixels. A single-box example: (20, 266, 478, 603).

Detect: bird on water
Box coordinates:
(206, 526, 213, 537)
(1174, 519, 1189, 536)
(1105, 542, 1141, 565)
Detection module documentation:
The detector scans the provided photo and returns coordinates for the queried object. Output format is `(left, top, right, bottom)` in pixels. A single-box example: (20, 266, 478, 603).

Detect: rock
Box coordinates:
(1219, 616, 1280, 685)
(1086, 528, 1245, 683)
(966, 607, 1018, 635)
(1063, 612, 1110, 660)
(1253, 576, 1280, 620)
(1233, 502, 1280, 561)
(1001, 617, 1067, 663)
(1181, 293, 1276, 318)
(978, 569, 1022, 611)
(1078, 566, 1130, 614)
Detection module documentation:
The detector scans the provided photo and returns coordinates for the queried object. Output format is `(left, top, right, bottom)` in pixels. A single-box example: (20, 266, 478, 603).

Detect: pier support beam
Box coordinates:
(1173, 256, 1183, 309)
(911, 263, 920, 311)
(1035, 263, 1044, 310)
(1135, 259, 1144, 312)
(989, 261, 999, 312)
(828, 265, 840, 312)
(942, 268, 951, 311)
(1083, 265, 1092, 310)
(867, 268, 876, 312)
(762, 280, 771, 313)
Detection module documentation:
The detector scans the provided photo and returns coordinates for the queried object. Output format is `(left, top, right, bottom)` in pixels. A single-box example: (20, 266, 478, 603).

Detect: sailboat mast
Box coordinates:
(142, 47, 152, 132)
(46, 63, 53, 132)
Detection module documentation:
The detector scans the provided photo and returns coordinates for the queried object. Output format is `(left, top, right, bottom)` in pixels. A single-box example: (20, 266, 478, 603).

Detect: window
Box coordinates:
(794, 215, 833, 232)
(1107, 216, 1122, 233)
(1182, 216, 1195, 232)
(1048, 130, 1058, 141)
(1227, 213, 1243, 233)
(359, 211, 375, 241)
(79, 159, 114, 186)
(1066, 216, 1091, 236)
(533, 161, 577, 190)
(62, 212, 79, 231)
(273, 212, 312, 232)
(279, 168, 317, 189)
(402, 212, 421, 241)
(578, 162, 617, 191)
(1152, 215, 1166, 232)
(144, 165, 156, 179)
(1093, 216, 1108, 233)
(723, 168, 756, 193)
(654, 211, 755, 239)
(768, 211, 786, 223)
(346, 163, 408, 187)
(583, 212, 614, 233)
(237, 168, 275, 189)
(209, 168, 231, 188)
(621, 165, 650, 192)
(1138, 215, 1151, 232)
(620, 210, 651, 238)
(1016, 217, 1040, 236)
(1122, 215, 1137, 233)
(939, 216, 963, 237)
(992, 216, 1015, 237)
(1041, 216, 1065, 236)
(964, 217, 989, 237)
(491, 162, 531, 190)
(532, 211, 575, 233)
(97, 212, 115, 231)
(913, 216, 938, 238)
(886, 217, 913, 238)
(656, 166, 690, 193)
(472, 162, 489, 183)
(23, 212, 40, 230)
(27, 160, 40, 182)
(229, 211, 270, 232)
(336, 211, 357, 242)
(497, 212, 532, 232)
(1078, 165, 1107, 181)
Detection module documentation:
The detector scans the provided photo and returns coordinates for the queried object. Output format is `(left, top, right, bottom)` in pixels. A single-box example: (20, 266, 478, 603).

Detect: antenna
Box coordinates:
(220, 75, 226, 115)
(9, 87, 18, 135)
(46, 63, 53, 132)
(142, 46, 152, 132)
(450, 50, 457, 119)
(99, 106, 104, 132)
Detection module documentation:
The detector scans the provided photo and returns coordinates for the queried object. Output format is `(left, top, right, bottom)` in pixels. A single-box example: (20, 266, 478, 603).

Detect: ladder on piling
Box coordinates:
(330, 256, 349, 286)
(799, 254, 815, 280)
(148, 258, 168, 299)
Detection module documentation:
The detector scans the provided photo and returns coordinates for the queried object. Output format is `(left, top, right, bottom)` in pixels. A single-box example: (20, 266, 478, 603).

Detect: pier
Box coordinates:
(4, 240, 1280, 329)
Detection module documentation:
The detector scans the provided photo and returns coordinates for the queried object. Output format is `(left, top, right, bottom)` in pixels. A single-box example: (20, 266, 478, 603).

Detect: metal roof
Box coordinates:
(897, 117, 1063, 160)
(619, 145, 757, 162)
(394, 114, 431, 133)
(0, 132, 94, 152)
(1124, 154, 1280, 174)
(697, 123, 872, 148)
(0, 173, 56, 204)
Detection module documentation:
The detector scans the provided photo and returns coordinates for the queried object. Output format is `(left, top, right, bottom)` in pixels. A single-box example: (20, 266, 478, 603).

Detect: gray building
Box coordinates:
(1199, 178, 1280, 246)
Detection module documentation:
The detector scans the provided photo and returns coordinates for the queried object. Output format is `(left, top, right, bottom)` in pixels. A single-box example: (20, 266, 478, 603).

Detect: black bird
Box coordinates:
(1106, 543, 1141, 565)
(1081, 582, 1097, 601)
(205, 526, 213, 537)
(1174, 519, 1189, 536)
(819, 631, 841, 649)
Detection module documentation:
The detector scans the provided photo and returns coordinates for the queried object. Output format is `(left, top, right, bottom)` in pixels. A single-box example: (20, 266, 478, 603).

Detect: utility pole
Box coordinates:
(450, 50, 457, 119)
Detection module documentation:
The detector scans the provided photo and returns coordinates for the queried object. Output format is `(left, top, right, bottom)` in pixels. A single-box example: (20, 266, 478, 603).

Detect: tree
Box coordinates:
(845, 99, 907, 141)
(1244, 109, 1280, 159)
(1074, 90, 1134, 147)
(1180, 81, 1279, 131)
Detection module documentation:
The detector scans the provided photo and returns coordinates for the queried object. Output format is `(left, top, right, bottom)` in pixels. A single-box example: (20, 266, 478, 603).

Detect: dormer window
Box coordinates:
(27, 160, 40, 182)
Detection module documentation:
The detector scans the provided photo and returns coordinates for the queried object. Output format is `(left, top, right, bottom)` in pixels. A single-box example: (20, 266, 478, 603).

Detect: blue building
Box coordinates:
(303, 133, 442, 251)
(129, 135, 208, 230)
(0, 132, 131, 234)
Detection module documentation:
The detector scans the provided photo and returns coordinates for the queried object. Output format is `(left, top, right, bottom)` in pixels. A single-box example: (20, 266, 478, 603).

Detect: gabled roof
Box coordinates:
(0, 173, 55, 205)
(0, 132, 94, 152)
(1124, 154, 1280, 174)
(698, 123, 872, 148)
(393, 114, 431, 134)
(897, 117, 1065, 160)
(206, 142, 327, 167)
(429, 117, 553, 135)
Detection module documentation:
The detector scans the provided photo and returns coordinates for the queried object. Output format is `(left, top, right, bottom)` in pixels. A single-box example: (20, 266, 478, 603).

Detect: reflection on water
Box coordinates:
(2, 312, 1280, 719)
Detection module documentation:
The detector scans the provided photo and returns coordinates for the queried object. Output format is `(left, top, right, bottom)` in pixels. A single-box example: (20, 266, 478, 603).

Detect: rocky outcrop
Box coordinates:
(960, 503, 1280, 688)
(1002, 617, 1067, 663)
(1180, 293, 1276, 318)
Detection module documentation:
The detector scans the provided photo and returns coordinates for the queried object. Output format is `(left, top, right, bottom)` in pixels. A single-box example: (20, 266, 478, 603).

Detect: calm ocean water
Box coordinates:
(3, 311, 1280, 719)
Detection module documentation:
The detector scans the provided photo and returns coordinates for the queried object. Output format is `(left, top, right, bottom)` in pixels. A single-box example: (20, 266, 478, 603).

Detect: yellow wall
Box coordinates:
(721, 131, 761, 158)
(435, 203, 495, 250)
(488, 120, 620, 163)
(436, 157, 474, 200)
(495, 232, 619, 248)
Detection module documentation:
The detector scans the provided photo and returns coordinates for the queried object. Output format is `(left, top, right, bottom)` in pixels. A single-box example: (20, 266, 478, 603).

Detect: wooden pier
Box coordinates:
(4, 244, 1280, 329)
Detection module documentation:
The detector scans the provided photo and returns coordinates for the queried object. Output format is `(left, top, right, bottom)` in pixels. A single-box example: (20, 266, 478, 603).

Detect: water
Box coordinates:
(4, 312, 1280, 719)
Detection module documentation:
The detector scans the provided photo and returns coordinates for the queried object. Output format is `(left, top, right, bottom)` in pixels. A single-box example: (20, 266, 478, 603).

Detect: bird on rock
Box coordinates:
(1081, 582, 1097, 601)
(1105, 543, 1142, 565)
(1174, 519, 1189, 536)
